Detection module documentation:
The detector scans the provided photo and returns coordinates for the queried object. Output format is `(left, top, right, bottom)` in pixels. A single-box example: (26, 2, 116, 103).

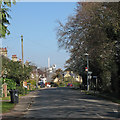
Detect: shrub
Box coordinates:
(29, 80, 36, 86)
(2, 78, 16, 90)
(73, 82, 80, 87)
(59, 82, 65, 87)
(16, 86, 26, 95)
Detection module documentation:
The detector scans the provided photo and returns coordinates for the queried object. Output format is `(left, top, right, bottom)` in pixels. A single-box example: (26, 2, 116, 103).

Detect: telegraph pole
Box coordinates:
(21, 35, 24, 67)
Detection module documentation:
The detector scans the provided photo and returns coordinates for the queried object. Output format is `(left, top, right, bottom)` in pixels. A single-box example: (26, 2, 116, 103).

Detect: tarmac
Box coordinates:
(1, 88, 120, 120)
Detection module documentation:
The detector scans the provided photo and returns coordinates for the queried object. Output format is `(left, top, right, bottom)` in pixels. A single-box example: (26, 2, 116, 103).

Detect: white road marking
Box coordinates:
(96, 113, 104, 118)
(113, 109, 118, 113)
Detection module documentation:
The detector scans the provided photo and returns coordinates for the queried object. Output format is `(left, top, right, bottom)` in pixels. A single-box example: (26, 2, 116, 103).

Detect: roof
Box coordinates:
(12, 55, 17, 57)
(0, 47, 7, 52)
(19, 59, 22, 61)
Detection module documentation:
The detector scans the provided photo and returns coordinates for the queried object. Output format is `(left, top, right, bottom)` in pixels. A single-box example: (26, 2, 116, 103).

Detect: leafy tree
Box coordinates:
(2, 78, 16, 90)
(2, 55, 32, 85)
(57, 2, 120, 95)
(52, 68, 63, 80)
(0, 0, 16, 38)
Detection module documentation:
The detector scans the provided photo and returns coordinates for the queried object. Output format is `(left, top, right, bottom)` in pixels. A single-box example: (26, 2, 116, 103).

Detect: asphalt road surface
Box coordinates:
(24, 87, 119, 119)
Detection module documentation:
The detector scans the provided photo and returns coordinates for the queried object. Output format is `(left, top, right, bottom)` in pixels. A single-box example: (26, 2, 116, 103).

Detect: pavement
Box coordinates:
(1, 87, 120, 120)
(1, 90, 38, 119)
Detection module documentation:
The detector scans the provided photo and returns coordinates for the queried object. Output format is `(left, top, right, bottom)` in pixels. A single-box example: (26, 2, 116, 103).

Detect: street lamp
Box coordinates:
(21, 35, 24, 68)
(84, 53, 89, 91)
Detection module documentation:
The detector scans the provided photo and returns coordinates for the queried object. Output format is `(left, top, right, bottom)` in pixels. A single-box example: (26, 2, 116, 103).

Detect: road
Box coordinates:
(24, 87, 119, 119)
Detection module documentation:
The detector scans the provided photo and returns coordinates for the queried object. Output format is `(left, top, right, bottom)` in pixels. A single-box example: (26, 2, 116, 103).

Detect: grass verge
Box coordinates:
(2, 96, 10, 101)
(1, 89, 36, 113)
(93, 93, 120, 104)
(1, 102, 15, 113)
(82, 90, 120, 104)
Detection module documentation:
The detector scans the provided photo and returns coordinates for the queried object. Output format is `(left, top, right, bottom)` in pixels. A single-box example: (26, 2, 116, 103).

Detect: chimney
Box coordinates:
(12, 55, 17, 62)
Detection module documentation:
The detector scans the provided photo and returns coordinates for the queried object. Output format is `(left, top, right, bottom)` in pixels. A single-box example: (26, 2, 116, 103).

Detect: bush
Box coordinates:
(59, 82, 65, 87)
(2, 78, 16, 90)
(73, 82, 80, 87)
(16, 86, 26, 95)
(50, 82, 58, 87)
(29, 80, 36, 86)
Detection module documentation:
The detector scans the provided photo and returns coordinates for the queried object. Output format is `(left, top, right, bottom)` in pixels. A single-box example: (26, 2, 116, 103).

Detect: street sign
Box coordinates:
(88, 75, 92, 79)
(88, 71, 92, 74)
(93, 76, 97, 78)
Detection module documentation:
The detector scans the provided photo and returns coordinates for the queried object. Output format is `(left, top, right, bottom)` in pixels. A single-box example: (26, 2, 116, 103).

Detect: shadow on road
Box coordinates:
(2, 87, 120, 119)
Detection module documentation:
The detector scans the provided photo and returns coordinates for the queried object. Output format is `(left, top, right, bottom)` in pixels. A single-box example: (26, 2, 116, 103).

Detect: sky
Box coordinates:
(2, 2, 77, 69)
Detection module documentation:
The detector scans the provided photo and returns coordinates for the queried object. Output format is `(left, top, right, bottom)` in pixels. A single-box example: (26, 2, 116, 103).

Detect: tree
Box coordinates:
(57, 2, 120, 95)
(2, 78, 16, 90)
(2, 55, 32, 85)
(0, 0, 16, 38)
(52, 68, 63, 80)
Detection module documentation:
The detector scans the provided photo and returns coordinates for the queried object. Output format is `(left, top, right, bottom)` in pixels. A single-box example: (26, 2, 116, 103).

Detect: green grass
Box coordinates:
(2, 94, 26, 100)
(1, 89, 35, 113)
(113, 99, 120, 104)
(59, 84, 65, 87)
(1, 102, 15, 113)
(94, 93, 120, 104)
(19, 94, 26, 97)
(82, 90, 120, 104)
(2, 96, 10, 101)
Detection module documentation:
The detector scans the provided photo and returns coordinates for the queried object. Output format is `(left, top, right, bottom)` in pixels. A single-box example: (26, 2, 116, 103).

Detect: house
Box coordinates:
(64, 71, 71, 78)
(0, 47, 7, 57)
(54, 77, 59, 83)
(19, 59, 22, 62)
(46, 64, 56, 82)
(24, 60, 30, 67)
(37, 68, 47, 84)
(30, 68, 47, 84)
(12, 55, 17, 62)
(75, 75, 83, 84)
(64, 70, 83, 84)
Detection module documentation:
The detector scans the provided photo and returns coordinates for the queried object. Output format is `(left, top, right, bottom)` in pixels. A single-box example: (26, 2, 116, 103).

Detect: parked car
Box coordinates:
(38, 81, 45, 88)
(67, 83, 73, 87)
(50, 82, 58, 87)
(47, 84, 51, 88)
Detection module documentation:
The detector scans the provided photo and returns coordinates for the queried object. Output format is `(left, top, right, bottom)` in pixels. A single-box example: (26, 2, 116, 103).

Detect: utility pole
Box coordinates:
(21, 35, 24, 67)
